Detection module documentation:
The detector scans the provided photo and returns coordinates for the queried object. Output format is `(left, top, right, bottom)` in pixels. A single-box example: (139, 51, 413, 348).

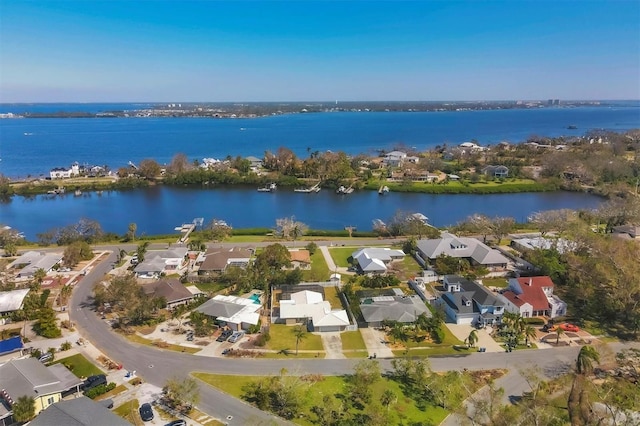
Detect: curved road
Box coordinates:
(70, 250, 638, 425)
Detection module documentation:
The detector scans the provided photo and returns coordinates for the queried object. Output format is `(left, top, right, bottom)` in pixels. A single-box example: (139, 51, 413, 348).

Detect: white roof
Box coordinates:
(279, 291, 349, 327)
(0, 289, 30, 312)
(290, 290, 323, 305)
(8, 251, 63, 277)
(352, 247, 404, 273)
(210, 295, 260, 326)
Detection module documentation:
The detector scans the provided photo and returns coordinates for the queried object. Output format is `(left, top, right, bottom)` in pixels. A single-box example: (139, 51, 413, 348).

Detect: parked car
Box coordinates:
(38, 352, 53, 363)
(165, 420, 187, 426)
(228, 331, 245, 343)
(83, 374, 107, 391)
(186, 334, 194, 342)
(559, 323, 580, 332)
(139, 403, 154, 421)
(216, 329, 233, 342)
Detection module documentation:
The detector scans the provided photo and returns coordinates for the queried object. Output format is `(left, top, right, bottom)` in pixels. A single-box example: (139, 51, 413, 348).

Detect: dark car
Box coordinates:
(139, 403, 154, 421)
(216, 329, 233, 342)
(83, 374, 107, 391)
(165, 420, 187, 426)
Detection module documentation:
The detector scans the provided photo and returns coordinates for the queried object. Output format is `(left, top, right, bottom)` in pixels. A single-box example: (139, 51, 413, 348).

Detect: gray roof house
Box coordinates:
(360, 295, 431, 327)
(416, 233, 509, 271)
(352, 247, 405, 275)
(481, 165, 509, 178)
(195, 295, 261, 331)
(29, 396, 130, 426)
(198, 247, 252, 275)
(142, 278, 199, 309)
(0, 289, 30, 314)
(0, 358, 82, 422)
(134, 247, 189, 279)
(7, 251, 63, 279)
(437, 275, 504, 325)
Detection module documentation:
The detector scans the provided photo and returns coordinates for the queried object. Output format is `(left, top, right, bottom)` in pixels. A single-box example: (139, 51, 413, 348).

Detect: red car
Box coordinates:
(559, 323, 580, 332)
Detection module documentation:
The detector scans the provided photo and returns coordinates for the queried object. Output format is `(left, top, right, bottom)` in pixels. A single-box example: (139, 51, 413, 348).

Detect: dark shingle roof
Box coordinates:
(29, 396, 130, 426)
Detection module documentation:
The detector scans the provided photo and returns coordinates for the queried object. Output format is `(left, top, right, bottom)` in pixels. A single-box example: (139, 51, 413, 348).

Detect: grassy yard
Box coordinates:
(125, 333, 201, 354)
(389, 255, 423, 280)
(482, 277, 509, 288)
(302, 250, 330, 281)
(328, 247, 357, 267)
(265, 324, 324, 352)
(53, 354, 104, 378)
(114, 399, 142, 425)
(340, 331, 367, 350)
(193, 282, 229, 294)
(322, 286, 343, 308)
(192, 373, 450, 426)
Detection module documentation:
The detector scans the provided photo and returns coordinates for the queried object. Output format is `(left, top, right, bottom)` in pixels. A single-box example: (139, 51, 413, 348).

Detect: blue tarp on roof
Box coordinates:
(0, 336, 23, 355)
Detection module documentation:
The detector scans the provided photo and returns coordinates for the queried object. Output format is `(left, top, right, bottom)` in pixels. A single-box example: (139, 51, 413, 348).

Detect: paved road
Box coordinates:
(69, 249, 640, 425)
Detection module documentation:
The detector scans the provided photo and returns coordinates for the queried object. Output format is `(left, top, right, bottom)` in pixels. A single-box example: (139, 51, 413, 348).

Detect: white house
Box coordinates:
(497, 276, 567, 319)
(49, 163, 80, 179)
(279, 290, 349, 332)
(134, 247, 189, 279)
(383, 151, 407, 167)
(351, 247, 405, 275)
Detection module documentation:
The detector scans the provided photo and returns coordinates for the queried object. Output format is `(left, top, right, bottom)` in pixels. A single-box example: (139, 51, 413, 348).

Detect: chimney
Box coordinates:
(527, 278, 533, 286)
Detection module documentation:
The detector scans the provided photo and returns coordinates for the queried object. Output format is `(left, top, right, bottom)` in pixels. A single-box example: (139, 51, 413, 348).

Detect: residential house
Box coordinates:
(416, 233, 509, 271)
(351, 247, 405, 275)
(279, 290, 350, 332)
(511, 236, 577, 254)
(481, 165, 509, 178)
(29, 396, 130, 426)
(6, 251, 63, 279)
(195, 295, 261, 331)
(0, 358, 82, 424)
(437, 275, 505, 325)
(245, 156, 263, 171)
(383, 151, 407, 167)
(288, 250, 311, 270)
(0, 289, 30, 315)
(612, 224, 640, 240)
(49, 163, 80, 179)
(360, 294, 431, 327)
(134, 247, 189, 279)
(497, 276, 567, 319)
(198, 247, 252, 275)
(142, 278, 201, 309)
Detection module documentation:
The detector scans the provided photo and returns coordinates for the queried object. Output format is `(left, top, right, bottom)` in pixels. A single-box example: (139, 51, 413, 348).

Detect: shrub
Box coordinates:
(253, 331, 271, 347)
(524, 317, 545, 325)
(60, 341, 72, 351)
(85, 382, 116, 399)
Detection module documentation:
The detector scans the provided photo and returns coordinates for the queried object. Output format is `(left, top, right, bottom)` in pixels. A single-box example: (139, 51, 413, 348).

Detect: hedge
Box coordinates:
(85, 382, 116, 399)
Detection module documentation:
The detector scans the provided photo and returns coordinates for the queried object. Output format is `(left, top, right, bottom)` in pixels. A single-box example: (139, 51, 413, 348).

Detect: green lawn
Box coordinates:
(328, 247, 357, 267)
(193, 282, 229, 294)
(193, 373, 450, 426)
(265, 324, 324, 352)
(323, 286, 343, 308)
(482, 277, 509, 288)
(302, 250, 330, 281)
(340, 331, 367, 350)
(53, 354, 104, 378)
(114, 399, 142, 425)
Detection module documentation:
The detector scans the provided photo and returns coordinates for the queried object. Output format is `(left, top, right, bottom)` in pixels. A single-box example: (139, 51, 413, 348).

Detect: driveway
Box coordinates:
(446, 323, 504, 353)
(359, 327, 394, 358)
(319, 332, 346, 359)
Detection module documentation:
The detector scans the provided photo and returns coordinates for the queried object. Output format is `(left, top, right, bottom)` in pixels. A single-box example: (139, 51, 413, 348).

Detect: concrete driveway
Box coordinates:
(319, 332, 346, 359)
(446, 323, 504, 353)
(359, 328, 394, 358)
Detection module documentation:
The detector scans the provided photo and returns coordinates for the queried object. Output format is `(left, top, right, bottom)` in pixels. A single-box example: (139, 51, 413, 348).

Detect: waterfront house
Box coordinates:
(29, 396, 130, 426)
(195, 294, 261, 331)
(142, 278, 201, 309)
(245, 156, 263, 171)
(497, 276, 567, 319)
(383, 151, 407, 167)
(360, 294, 431, 327)
(278, 290, 349, 332)
(198, 247, 252, 275)
(0, 358, 82, 424)
(351, 247, 405, 275)
(134, 247, 189, 279)
(481, 165, 509, 178)
(49, 163, 80, 179)
(6, 251, 63, 279)
(436, 275, 504, 326)
(511, 236, 577, 254)
(416, 233, 509, 271)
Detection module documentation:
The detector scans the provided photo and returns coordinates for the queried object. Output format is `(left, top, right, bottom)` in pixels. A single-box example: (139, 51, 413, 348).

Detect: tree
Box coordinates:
(127, 223, 137, 241)
(167, 153, 191, 175)
(206, 219, 232, 241)
(11, 396, 35, 423)
(136, 241, 150, 262)
(555, 327, 565, 345)
(274, 216, 308, 242)
(305, 241, 318, 255)
(466, 329, 478, 348)
(380, 389, 396, 411)
(523, 325, 537, 347)
(33, 307, 62, 338)
(292, 324, 307, 355)
(3, 241, 17, 257)
(162, 377, 200, 414)
(31, 268, 46, 291)
(58, 284, 73, 307)
(63, 241, 94, 267)
(489, 216, 516, 244)
(138, 158, 162, 179)
(568, 345, 600, 426)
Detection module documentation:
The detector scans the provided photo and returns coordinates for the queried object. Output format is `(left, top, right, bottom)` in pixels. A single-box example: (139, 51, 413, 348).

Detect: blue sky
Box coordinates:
(1, 1, 639, 102)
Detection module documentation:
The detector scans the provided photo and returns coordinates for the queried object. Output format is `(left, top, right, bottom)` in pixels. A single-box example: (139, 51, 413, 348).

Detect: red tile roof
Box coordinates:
(505, 276, 554, 311)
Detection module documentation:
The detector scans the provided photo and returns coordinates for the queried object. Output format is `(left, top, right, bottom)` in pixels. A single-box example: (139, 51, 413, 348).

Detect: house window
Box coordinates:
(47, 396, 55, 405)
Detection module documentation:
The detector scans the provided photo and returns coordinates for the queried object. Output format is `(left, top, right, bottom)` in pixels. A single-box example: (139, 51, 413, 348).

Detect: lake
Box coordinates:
(0, 186, 604, 240)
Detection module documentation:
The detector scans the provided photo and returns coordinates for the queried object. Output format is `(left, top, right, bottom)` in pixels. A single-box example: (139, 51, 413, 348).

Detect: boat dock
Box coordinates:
(294, 182, 321, 193)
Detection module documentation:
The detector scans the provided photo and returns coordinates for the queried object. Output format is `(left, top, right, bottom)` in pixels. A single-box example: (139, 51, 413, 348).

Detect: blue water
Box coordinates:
(0, 186, 604, 240)
(1, 105, 638, 179)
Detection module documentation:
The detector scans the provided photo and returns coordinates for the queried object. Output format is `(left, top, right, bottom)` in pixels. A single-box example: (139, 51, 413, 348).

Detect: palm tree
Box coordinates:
(555, 327, 565, 345)
(523, 325, 537, 347)
(292, 324, 307, 355)
(59, 284, 73, 307)
(466, 329, 479, 348)
(568, 345, 600, 426)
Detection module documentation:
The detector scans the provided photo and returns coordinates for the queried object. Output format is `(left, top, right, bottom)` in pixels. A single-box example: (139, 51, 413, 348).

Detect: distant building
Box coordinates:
(481, 165, 509, 178)
(49, 163, 80, 179)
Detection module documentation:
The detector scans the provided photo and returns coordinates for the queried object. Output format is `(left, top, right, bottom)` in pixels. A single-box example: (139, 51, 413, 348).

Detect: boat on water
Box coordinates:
(24, 132, 33, 136)
(378, 185, 389, 195)
(567, 125, 578, 130)
(257, 182, 277, 192)
(294, 187, 313, 193)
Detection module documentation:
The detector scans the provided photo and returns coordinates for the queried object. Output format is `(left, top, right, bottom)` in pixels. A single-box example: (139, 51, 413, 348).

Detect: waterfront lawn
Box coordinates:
(302, 250, 330, 281)
(340, 331, 367, 351)
(265, 324, 324, 352)
(329, 247, 357, 267)
(53, 354, 104, 378)
(192, 373, 449, 426)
